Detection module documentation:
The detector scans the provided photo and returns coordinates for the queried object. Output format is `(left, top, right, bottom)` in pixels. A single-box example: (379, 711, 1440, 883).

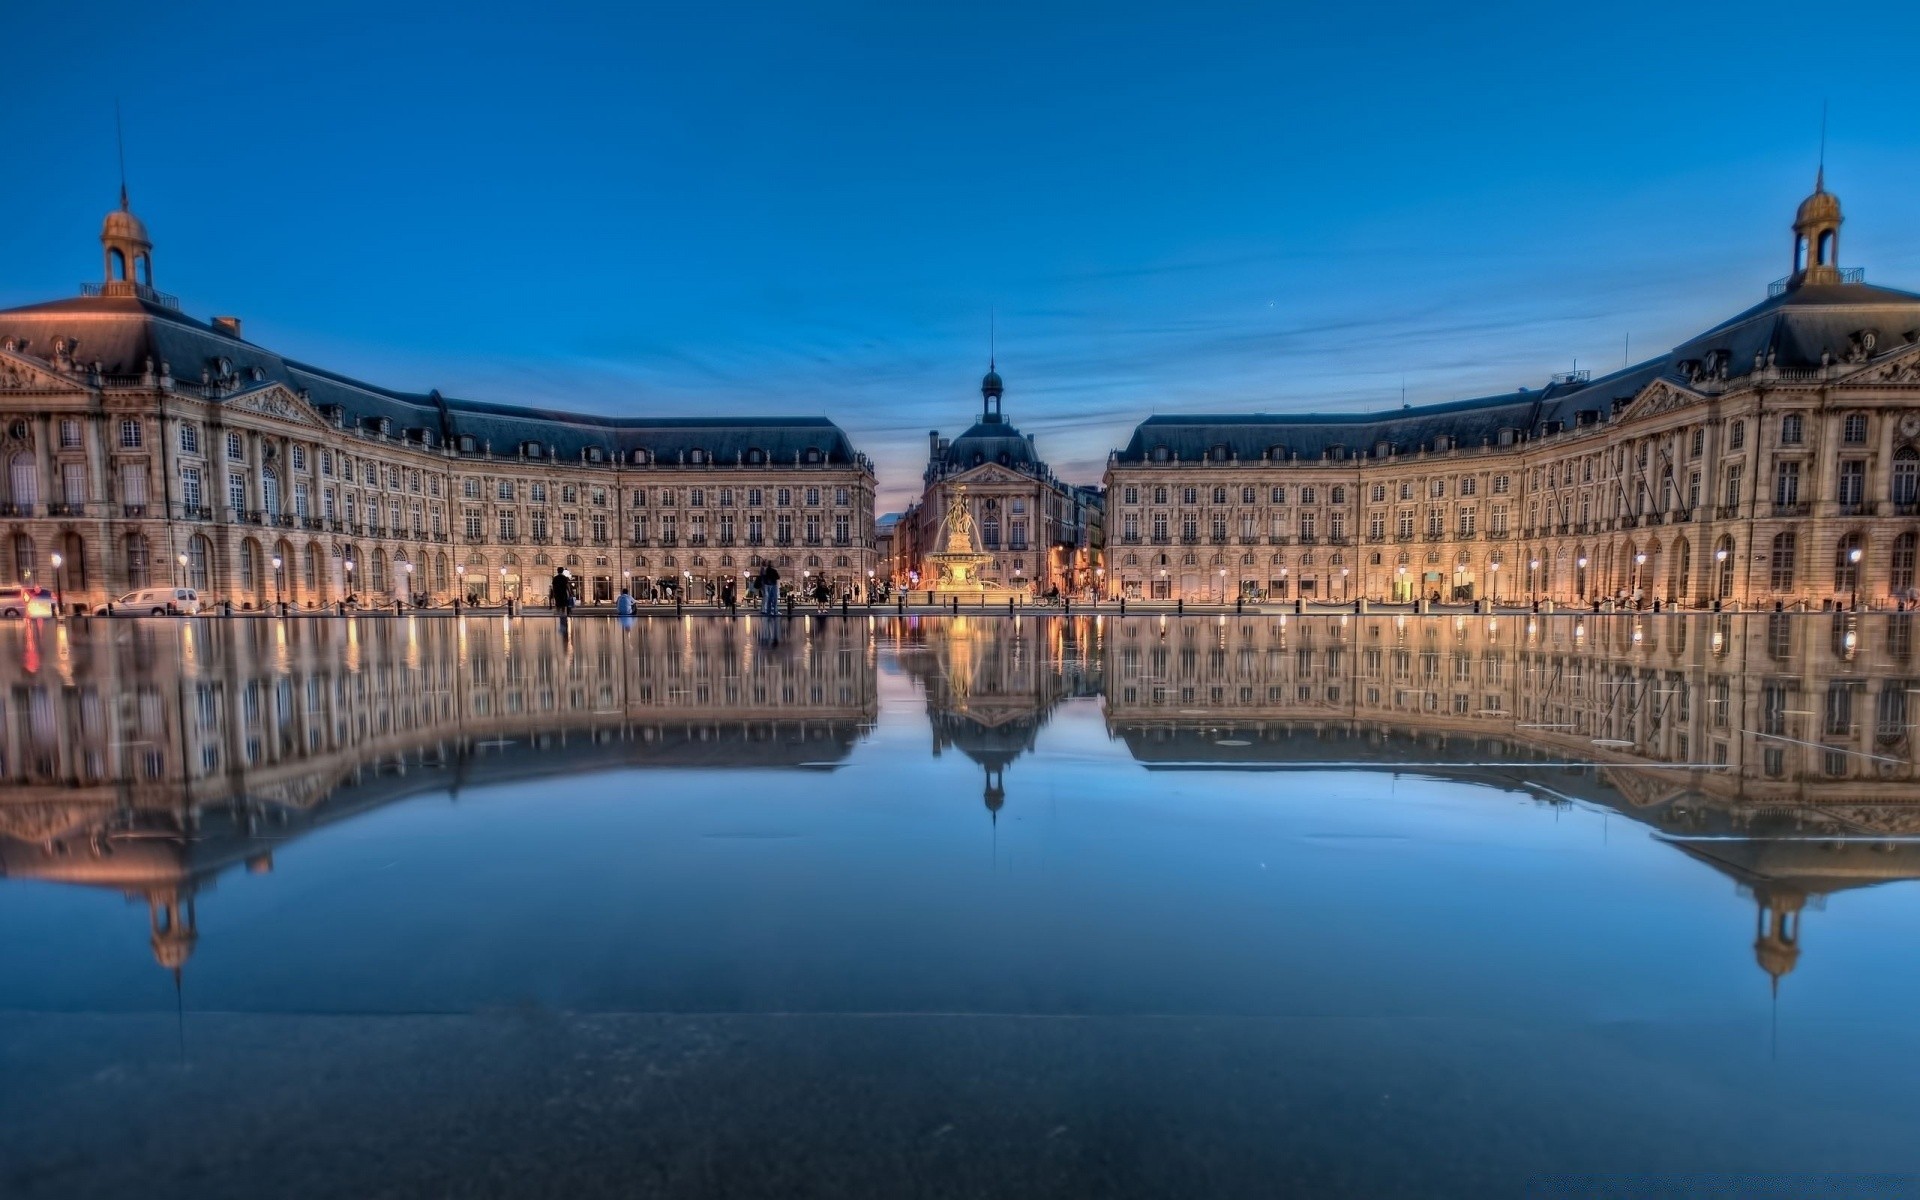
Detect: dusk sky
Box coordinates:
(6, 2, 1920, 509)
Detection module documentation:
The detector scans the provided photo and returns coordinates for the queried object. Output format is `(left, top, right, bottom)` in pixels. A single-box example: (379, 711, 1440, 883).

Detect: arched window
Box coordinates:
(1892, 448, 1918, 507)
(304, 544, 322, 596)
(1673, 538, 1690, 602)
(1769, 532, 1796, 591)
(1716, 535, 1735, 599)
(1893, 532, 1917, 597)
(240, 541, 258, 595)
(1834, 532, 1864, 594)
(109, 248, 127, 280)
(1817, 230, 1835, 266)
(135, 254, 151, 286)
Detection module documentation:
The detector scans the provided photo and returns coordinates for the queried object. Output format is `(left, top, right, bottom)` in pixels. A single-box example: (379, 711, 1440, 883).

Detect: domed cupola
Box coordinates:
(1788, 169, 1843, 289)
(980, 360, 1005, 422)
(100, 186, 156, 299)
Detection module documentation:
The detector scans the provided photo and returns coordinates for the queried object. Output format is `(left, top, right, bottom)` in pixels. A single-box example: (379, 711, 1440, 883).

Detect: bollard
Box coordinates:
(1653, 599, 1662, 613)
(1592, 599, 1601, 614)
(952, 596, 959, 615)
(395, 599, 403, 617)
(1295, 599, 1303, 615)
(1775, 600, 1784, 613)
(507, 598, 516, 618)
(1177, 598, 1184, 616)
(1354, 599, 1362, 614)
(1236, 597, 1244, 615)
(841, 597, 848, 617)
(1712, 598, 1722, 613)
(1064, 599, 1070, 615)
(897, 594, 905, 614)
(1008, 598, 1014, 615)
(1119, 597, 1126, 616)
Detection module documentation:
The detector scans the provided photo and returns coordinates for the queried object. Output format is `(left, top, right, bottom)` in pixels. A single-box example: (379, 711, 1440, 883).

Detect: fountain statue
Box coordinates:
(926, 487, 1003, 592)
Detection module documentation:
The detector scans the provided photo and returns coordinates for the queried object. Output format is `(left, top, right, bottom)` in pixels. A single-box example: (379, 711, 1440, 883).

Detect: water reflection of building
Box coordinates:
(1101, 611, 1920, 987)
(0, 615, 880, 972)
(895, 615, 1103, 817)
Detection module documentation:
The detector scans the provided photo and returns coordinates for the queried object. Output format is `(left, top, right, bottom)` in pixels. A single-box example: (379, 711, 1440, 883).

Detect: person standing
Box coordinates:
(616, 587, 634, 618)
(549, 567, 572, 615)
(759, 564, 780, 617)
(721, 576, 738, 617)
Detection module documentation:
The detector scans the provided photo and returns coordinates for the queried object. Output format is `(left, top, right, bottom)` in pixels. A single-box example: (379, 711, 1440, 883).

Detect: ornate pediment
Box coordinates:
(0, 351, 88, 397)
(1616, 379, 1705, 425)
(223, 383, 331, 430)
(1837, 340, 1920, 386)
(950, 463, 1030, 486)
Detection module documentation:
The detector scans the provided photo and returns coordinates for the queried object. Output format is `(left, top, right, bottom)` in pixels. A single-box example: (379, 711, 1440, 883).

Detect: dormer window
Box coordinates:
(1150, 446, 1172, 463)
(689, 448, 707, 464)
(522, 441, 544, 459)
(1209, 444, 1230, 462)
(458, 435, 477, 453)
(745, 448, 764, 465)
(803, 448, 822, 464)
(631, 448, 650, 465)
(585, 446, 605, 463)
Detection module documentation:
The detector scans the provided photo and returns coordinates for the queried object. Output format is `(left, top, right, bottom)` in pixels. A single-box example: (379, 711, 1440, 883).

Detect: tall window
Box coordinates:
(1728, 420, 1745, 450)
(1780, 414, 1804, 445)
(262, 469, 281, 518)
(1843, 414, 1868, 444)
(1838, 460, 1866, 508)
(11, 533, 35, 583)
(187, 536, 211, 591)
(1723, 464, 1743, 509)
(1893, 532, 1917, 595)
(119, 419, 142, 448)
(125, 534, 150, 589)
(1769, 532, 1797, 591)
(1893, 449, 1918, 506)
(1774, 461, 1800, 506)
(9, 453, 38, 508)
(181, 466, 202, 511)
(1834, 533, 1863, 594)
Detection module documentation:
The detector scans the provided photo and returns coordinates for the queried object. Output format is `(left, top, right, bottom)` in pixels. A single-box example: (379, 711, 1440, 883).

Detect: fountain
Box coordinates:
(926, 487, 1015, 596)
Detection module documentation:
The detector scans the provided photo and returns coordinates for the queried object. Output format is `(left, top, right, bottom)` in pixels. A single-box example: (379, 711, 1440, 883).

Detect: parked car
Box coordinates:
(0, 585, 56, 618)
(95, 587, 202, 616)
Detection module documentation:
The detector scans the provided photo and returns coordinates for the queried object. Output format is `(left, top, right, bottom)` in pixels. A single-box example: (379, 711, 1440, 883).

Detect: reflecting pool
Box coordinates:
(3, 612, 1918, 1198)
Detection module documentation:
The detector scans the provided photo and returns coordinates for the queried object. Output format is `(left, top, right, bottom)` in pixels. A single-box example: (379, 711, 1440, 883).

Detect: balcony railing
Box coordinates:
(1773, 501, 1811, 517)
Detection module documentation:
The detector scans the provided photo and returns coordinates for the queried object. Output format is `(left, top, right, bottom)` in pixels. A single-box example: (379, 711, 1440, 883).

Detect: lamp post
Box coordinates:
(1396, 563, 1407, 602)
(1529, 558, 1540, 606)
(1218, 568, 1227, 604)
(1577, 554, 1589, 601)
(403, 560, 413, 607)
(1849, 545, 1862, 610)
(176, 551, 188, 589)
(344, 557, 355, 595)
(1340, 566, 1349, 601)
(1489, 560, 1500, 606)
(50, 551, 63, 614)
(1634, 552, 1647, 607)
(500, 565, 508, 604)
(1157, 568, 1167, 601)
(1713, 547, 1727, 602)
(272, 554, 284, 610)
(456, 562, 466, 603)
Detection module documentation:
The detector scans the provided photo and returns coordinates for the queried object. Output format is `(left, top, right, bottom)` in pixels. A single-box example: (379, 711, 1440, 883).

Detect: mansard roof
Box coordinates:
(0, 294, 867, 468)
(1114, 276, 1920, 464)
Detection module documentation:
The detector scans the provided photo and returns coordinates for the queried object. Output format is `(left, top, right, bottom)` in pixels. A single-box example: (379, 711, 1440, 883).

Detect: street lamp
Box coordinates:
(1489, 560, 1500, 605)
(1218, 567, 1227, 603)
(403, 560, 414, 605)
(456, 562, 466, 602)
(1396, 563, 1407, 602)
(50, 551, 63, 613)
(1713, 547, 1727, 602)
(271, 554, 284, 610)
(1577, 554, 1589, 601)
(1340, 566, 1350, 601)
(177, 551, 188, 588)
(1848, 545, 1862, 610)
(1529, 558, 1540, 606)
(1634, 552, 1647, 606)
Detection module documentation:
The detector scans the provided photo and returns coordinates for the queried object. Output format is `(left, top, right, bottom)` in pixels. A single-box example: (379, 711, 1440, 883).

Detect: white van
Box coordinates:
(98, 587, 202, 616)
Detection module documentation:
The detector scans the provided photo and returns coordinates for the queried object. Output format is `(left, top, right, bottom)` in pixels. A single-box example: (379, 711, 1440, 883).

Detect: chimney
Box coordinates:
(212, 316, 243, 339)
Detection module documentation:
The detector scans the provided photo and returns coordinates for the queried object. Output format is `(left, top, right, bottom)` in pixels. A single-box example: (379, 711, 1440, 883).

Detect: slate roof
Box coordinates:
(1114, 277, 1920, 463)
(0, 294, 867, 467)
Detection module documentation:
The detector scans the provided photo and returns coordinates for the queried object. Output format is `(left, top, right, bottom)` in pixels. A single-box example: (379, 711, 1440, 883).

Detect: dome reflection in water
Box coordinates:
(1, 611, 1918, 1198)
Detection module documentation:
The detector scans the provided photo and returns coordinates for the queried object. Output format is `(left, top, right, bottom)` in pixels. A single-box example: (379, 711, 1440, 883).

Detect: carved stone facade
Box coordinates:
(1105, 182, 1920, 608)
(894, 366, 1101, 595)
(0, 200, 879, 611)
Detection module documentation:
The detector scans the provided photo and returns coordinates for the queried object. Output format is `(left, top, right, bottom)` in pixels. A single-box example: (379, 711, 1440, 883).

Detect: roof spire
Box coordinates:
(115, 99, 129, 210)
(1816, 98, 1827, 193)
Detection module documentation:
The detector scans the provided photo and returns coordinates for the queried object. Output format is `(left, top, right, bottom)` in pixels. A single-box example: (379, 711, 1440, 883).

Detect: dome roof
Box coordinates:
(102, 204, 150, 246)
(1795, 173, 1841, 226)
(943, 422, 1037, 469)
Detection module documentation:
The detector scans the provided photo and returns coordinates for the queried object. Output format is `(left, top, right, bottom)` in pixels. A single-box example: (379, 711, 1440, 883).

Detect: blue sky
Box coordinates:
(5, 2, 1920, 507)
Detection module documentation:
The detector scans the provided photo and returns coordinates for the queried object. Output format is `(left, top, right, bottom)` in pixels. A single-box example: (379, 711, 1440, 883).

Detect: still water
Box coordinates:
(2, 612, 1918, 1198)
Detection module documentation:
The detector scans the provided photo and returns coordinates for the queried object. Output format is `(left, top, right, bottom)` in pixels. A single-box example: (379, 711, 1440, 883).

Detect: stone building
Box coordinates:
(0, 196, 878, 611)
(896, 364, 1100, 594)
(1105, 179, 1920, 608)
